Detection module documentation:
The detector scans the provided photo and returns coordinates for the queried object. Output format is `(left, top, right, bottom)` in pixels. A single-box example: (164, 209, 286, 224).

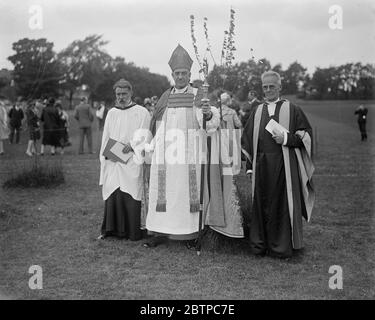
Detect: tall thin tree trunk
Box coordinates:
(69, 90, 74, 109)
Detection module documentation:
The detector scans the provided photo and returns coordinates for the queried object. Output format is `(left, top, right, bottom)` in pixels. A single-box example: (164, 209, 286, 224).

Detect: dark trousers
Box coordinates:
(250, 154, 293, 258)
(358, 121, 367, 141)
(78, 127, 92, 153)
(101, 188, 142, 241)
(9, 125, 21, 144)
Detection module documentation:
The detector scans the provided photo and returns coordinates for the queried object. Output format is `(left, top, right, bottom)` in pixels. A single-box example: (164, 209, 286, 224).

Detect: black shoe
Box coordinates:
(250, 247, 267, 257)
(141, 229, 148, 239)
(185, 240, 197, 250)
(268, 250, 292, 260)
(143, 236, 167, 248)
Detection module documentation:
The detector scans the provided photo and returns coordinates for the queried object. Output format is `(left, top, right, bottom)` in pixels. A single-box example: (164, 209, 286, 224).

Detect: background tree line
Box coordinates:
(0, 35, 374, 105)
(0, 35, 171, 107)
(206, 59, 375, 101)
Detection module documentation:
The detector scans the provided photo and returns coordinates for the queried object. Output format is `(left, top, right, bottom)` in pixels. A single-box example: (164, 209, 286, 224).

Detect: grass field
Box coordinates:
(0, 98, 374, 300)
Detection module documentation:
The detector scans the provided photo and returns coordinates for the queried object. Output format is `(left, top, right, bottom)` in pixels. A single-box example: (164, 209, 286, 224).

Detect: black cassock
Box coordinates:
(242, 100, 313, 258)
(101, 188, 142, 240)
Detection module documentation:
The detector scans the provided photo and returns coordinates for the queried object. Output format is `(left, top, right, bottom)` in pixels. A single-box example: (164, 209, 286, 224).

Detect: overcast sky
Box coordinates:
(0, 0, 374, 81)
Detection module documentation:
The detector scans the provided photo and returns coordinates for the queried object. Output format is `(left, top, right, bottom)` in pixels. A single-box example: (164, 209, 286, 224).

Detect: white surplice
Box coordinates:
(145, 86, 221, 236)
(99, 104, 151, 201)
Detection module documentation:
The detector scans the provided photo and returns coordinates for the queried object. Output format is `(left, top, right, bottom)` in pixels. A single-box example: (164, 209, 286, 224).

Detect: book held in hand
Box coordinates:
(102, 138, 133, 164)
(265, 119, 289, 135)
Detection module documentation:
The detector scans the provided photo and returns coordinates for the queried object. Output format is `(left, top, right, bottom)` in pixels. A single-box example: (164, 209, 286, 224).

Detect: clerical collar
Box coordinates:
(264, 98, 283, 117)
(173, 85, 189, 94)
(115, 101, 136, 110)
(264, 98, 280, 105)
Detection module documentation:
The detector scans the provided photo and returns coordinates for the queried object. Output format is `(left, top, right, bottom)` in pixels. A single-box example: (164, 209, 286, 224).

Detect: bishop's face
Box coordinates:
(262, 75, 281, 102)
(172, 68, 191, 89)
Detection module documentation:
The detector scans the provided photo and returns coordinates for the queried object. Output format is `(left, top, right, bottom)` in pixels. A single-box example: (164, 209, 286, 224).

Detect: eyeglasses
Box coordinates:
(262, 85, 277, 90)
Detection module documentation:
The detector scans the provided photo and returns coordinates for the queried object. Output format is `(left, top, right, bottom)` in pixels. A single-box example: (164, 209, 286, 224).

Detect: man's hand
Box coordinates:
(201, 99, 212, 116)
(122, 143, 133, 154)
(272, 130, 284, 144)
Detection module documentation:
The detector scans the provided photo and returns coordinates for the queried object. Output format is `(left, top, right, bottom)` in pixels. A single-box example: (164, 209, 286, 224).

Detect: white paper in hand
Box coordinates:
(110, 142, 133, 163)
(265, 119, 289, 135)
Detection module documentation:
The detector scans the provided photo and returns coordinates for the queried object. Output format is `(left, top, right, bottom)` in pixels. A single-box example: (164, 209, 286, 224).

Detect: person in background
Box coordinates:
(0, 101, 10, 155)
(239, 90, 261, 127)
(34, 99, 45, 118)
(25, 101, 41, 156)
(74, 96, 94, 154)
(8, 100, 24, 144)
(40, 97, 61, 155)
(96, 101, 109, 132)
(151, 95, 158, 106)
(56, 101, 70, 154)
(354, 104, 368, 141)
(143, 98, 153, 115)
(220, 92, 242, 130)
(150, 96, 158, 116)
(208, 92, 244, 239)
(96, 101, 109, 151)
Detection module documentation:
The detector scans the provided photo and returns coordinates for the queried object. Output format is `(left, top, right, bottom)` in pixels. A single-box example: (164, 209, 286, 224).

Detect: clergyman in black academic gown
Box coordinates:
(241, 71, 315, 259)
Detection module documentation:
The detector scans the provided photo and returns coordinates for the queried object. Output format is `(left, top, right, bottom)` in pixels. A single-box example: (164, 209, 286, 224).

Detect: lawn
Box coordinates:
(0, 98, 374, 300)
